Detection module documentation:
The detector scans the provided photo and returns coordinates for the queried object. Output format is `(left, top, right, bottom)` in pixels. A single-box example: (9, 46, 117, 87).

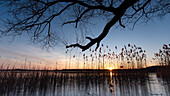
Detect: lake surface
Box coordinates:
(0, 71, 170, 96)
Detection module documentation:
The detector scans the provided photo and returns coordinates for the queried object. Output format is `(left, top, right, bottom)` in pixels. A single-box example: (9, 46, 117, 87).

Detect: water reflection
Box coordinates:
(0, 71, 169, 96)
(109, 71, 114, 95)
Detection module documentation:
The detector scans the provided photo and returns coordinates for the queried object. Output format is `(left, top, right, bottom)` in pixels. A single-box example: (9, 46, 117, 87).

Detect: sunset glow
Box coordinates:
(0, 1, 170, 96)
(108, 67, 114, 71)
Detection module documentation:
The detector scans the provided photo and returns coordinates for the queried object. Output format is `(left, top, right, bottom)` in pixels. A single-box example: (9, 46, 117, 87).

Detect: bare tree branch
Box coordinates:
(62, 8, 91, 28)
(0, 0, 169, 51)
(66, 0, 139, 51)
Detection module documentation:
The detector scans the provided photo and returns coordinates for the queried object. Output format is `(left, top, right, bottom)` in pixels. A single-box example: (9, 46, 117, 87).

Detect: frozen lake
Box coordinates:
(0, 71, 170, 96)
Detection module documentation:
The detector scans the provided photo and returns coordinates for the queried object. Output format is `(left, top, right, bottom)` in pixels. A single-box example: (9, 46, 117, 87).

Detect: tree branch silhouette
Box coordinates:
(0, 0, 169, 50)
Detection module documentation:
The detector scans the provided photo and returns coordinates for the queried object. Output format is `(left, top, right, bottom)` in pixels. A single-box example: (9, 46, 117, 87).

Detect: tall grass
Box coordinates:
(0, 56, 53, 70)
(66, 43, 147, 69)
(154, 44, 170, 66)
(153, 44, 170, 81)
(1, 70, 169, 96)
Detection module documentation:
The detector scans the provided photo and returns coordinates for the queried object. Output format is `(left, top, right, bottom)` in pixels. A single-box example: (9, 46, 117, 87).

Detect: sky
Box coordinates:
(0, 2, 170, 69)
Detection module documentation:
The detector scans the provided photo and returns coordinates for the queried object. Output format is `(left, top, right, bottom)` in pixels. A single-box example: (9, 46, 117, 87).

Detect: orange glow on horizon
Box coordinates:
(108, 67, 114, 71)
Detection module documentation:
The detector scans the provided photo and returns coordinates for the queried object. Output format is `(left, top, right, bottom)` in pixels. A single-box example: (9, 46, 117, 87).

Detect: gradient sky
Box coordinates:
(0, 3, 169, 69)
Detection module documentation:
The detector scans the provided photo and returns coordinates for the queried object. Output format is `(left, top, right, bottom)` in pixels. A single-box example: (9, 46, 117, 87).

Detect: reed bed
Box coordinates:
(153, 44, 170, 66)
(153, 44, 170, 80)
(0, 71, 108, 96)
(0, 43, 169, 96)
(65, 43, 147, 70)
(3, 70, 169, 96)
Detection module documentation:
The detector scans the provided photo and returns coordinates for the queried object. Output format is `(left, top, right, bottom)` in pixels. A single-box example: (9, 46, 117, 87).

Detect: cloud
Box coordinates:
(0, 44, 66, 66)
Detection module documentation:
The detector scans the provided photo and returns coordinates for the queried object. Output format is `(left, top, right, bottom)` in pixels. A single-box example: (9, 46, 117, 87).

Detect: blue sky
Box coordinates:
(0, 15, 169, 69)
(0, 2, 169, 69)
(103, 15, 170, 59)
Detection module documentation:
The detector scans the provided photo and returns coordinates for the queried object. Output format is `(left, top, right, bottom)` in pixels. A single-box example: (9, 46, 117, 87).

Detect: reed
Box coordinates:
(0, 69, 163, 96)
(66, 43, 147, 70)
